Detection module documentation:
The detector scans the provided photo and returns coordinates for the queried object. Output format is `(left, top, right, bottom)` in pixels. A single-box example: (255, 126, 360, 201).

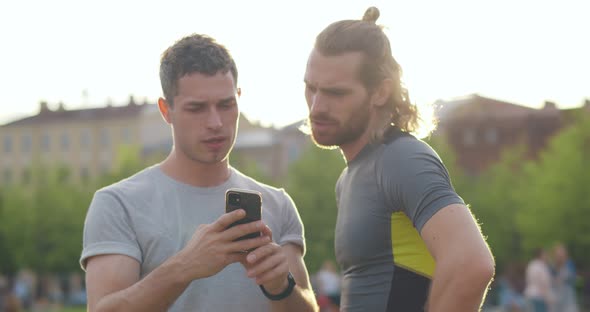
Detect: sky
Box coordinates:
(0, 0, 588, 127)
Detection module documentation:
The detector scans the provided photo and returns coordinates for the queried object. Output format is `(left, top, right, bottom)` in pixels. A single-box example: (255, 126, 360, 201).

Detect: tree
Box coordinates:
(516, 114, 590, 267)
(427, 134, 529, 269)
(284, 145, 345, 273)
(0, 166, 92, 273)
(469, 147, 529, 269)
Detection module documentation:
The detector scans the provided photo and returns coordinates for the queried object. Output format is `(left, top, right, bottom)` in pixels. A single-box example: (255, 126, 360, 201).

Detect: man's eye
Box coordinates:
(326, 90, 345, 96)
(219, 101, 236, 109)
(186, 105, 205, 112)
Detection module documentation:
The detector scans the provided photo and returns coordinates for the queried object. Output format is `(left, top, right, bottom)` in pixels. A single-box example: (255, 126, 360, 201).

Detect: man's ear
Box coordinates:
(237, 87, 242, 98)
(371, 79, 393, 108)
(158, 97, 172, 124)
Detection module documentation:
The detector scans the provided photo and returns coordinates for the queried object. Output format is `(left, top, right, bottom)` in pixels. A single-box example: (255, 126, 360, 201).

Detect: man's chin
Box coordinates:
(311, 135, 340, 150)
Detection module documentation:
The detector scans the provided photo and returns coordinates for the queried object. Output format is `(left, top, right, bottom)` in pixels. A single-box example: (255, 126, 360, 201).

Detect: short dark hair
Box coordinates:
(315, 7, 426, 139)
(159, 34, 238, 105)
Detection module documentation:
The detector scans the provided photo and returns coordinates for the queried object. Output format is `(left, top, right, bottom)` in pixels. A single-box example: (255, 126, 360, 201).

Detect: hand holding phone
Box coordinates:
(225, 188, 262, 241)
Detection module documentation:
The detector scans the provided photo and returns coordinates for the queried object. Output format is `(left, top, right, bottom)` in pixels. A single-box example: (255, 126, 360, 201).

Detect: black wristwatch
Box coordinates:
(260, 272, 296, 301)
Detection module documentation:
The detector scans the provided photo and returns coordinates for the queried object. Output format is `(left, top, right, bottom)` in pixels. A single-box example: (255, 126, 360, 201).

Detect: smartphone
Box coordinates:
(225, 188, 262, 241)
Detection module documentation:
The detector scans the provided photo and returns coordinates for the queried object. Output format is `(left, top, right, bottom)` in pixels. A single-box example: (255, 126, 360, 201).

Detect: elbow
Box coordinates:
(442, 252, 495, 291)
(467, 253, 496, 288)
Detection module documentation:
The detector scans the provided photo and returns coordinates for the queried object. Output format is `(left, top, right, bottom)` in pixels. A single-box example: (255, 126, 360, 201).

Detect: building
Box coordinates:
(232, 119, 310, 182)
(0, 98, 311, 186)
(1, 99, 146, 185)
(434, 94, 590, 174)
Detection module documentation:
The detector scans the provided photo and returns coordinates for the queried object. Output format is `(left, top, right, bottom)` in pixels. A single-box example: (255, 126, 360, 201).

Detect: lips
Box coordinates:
(310, 119, 337, 132)
(203, 136, 226, 150)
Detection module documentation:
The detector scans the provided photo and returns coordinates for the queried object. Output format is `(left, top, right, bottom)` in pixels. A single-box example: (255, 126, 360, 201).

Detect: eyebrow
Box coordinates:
(184, 96, 236, 107)
(304, 79, 350, 90)
(217, 96, 237, 105)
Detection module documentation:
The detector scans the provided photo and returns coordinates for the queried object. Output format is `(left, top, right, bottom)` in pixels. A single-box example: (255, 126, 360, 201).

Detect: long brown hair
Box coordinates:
(314, 7, 431, 141)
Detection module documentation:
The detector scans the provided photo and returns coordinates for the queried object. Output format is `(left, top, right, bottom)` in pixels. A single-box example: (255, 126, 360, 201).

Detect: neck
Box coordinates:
(340, 112, 383, 163)
(340, 131, 371, 164)
(159, 147, 231, 187)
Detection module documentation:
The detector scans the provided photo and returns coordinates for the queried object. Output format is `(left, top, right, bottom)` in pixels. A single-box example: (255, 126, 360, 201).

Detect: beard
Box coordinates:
(309, 99, 371, 149)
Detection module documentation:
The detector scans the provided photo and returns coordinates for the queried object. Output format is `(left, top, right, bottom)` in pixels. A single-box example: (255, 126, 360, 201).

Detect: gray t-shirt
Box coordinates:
(80, 165, 305, 311)
(335, 129, 464, 311)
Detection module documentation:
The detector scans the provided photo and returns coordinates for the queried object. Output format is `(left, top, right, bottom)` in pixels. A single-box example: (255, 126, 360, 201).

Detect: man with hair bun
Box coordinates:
(303, 7, 495, 311)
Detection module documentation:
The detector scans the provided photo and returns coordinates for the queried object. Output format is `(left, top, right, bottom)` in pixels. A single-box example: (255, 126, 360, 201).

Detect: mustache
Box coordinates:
(309, 113, 337, 124)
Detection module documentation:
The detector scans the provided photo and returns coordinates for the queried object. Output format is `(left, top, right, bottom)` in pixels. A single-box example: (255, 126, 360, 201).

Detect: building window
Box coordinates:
(80, 129, 92, 149)
(21, 134, 32, 153)
(100, 163, 110, 175)
(288, 145, 299, 162)
(3, 136, 12, 153)
(122, 127, 132, 143)
(41, 134, 51, 152)
(463, 129, 477, 146)
(100, 129, 110, 147)
(61, 133, 70, 150)
(485, 128, 498, 144)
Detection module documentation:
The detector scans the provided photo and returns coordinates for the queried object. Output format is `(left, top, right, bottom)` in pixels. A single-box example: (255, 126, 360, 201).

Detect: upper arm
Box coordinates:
(378, 139, 464, 230)
(420, 204, 493, 268)
(86, 254, 140, 311)
(282, 243, 313, 290)
(276, 190, 306, 256)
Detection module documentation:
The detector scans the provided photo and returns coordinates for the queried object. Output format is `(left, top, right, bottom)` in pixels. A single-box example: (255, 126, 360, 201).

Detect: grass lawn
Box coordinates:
(26, 307, 86, 312)
(60, 308, 86, 312)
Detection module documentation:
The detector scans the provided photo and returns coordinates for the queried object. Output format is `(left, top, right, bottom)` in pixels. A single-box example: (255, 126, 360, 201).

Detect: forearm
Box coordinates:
(93, 257, 190, 312)
(270, 286, 319, 312)
(427, 261, 493, 312)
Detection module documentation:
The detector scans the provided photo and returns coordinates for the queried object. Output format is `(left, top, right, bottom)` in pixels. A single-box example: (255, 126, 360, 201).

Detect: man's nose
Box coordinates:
(310, 93, 328, 114)
(206, 109, 223, 130)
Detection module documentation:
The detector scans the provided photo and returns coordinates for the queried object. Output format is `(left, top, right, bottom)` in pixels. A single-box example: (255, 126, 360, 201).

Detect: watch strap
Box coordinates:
(259, 272, 296, 301)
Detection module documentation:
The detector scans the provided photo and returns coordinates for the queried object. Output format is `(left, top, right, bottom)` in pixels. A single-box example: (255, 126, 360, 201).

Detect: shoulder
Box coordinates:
(377, 135, 443, 176)
(230, 168, 293, 205)
(94, 166, 159, 202)
(382, 135, 440, 162)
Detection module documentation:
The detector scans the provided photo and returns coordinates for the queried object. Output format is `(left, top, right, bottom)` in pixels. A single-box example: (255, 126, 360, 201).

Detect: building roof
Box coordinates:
(435, 94, 544, 121)
(1, 102, 149, 128)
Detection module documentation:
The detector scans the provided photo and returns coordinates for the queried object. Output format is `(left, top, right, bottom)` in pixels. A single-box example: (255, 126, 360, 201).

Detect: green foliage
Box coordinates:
(429, 115, 590, 270)
(0, 166, 91, 274)
(284, 145, 345, 273)
(515, 114, 590, 265)
(467, 147, 528, 268)
(2, 115, 589, 278)
(231, 156, 276, 186)
(0, 146, 149, 275)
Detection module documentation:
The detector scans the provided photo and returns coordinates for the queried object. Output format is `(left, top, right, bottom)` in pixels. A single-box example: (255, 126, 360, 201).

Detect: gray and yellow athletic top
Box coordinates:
(335, 128, 464, 311)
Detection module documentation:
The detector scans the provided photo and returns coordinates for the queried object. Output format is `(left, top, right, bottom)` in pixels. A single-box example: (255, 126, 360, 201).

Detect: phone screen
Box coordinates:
(225, 188, 262, 240)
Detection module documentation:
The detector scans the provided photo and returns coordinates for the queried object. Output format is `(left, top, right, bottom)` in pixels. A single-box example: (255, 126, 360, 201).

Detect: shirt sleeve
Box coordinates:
(80, 189, 142, 271)
(276, 189, 306, 256)
(378, 137, 465, 232)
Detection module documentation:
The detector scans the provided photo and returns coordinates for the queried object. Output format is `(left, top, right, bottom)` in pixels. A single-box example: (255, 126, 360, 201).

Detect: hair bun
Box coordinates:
(362, 7, 380, 23)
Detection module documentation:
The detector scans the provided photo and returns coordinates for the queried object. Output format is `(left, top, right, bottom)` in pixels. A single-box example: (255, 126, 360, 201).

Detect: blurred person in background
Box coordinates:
(552, 243, 579, 312)
(524, 248, 554, 312)
(498, 263, 526, 312)
(316, 260, 340, 311)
